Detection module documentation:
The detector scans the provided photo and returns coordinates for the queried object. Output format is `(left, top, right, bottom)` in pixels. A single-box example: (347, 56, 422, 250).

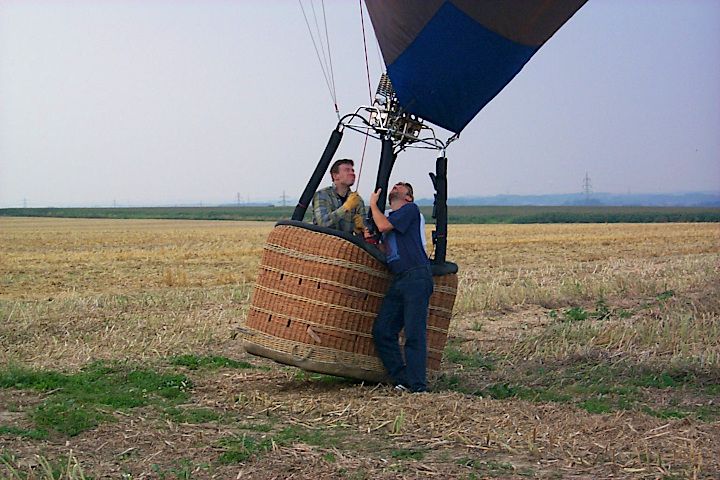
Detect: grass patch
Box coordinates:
(163, 407, 223, 424)
(1, 449, 88, 480)
(32, 399, 111, 437)
(391, 449, 425, 460)
(443, 340, 496, 371)
(275, 424, 342, 448)
(239, 423, 272, 433)
(0, 425, 48, 440)
(216, 423, 351, 465)
(217, 435, 274, 463)
(547, 299, 615, 323)
(168, 354, 256, 370)
(151, 459, 211, 479)
(0, 361, 192, 436)
(442, 355, 720, 420)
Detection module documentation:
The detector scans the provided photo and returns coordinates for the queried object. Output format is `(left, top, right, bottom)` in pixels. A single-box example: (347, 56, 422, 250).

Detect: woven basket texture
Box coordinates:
(244, 224, 457, 381)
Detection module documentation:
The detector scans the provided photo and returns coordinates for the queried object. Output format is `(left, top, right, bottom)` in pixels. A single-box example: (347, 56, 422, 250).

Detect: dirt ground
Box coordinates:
(2, 304, 718, 479)
(1, 219, 718, 479)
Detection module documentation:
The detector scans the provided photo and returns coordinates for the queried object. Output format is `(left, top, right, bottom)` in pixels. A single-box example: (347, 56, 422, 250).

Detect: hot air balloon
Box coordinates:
(241, 1, 587, 382)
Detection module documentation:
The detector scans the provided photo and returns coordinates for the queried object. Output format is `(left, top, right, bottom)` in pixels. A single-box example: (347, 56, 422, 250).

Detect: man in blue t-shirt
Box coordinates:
(369, 182, 434, 393)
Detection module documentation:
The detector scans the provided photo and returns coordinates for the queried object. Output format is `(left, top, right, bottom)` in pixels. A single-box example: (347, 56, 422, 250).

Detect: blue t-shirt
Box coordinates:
(381, 202, 430, 275)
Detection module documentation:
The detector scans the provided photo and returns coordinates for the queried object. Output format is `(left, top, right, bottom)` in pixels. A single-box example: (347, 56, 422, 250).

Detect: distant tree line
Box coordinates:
(2, 206, 719, 224)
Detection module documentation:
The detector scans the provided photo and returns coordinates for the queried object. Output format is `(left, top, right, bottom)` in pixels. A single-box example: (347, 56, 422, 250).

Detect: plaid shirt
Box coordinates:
(311, 184, 366, 234)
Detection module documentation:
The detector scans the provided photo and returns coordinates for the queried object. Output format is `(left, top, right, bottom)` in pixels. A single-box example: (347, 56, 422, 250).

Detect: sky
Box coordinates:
(1, 0, 718, 208)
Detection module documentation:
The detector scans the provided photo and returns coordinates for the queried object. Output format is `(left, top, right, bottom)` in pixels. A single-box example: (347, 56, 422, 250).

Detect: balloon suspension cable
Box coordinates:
(322, 0, 340, 119)
(360, 0, 373, 105)
(354, 0, 374, 191)
(299, 0, 339, 118)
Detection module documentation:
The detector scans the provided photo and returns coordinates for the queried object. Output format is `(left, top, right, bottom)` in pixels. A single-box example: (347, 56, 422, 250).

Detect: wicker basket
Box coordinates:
(243, 222, 457, 382)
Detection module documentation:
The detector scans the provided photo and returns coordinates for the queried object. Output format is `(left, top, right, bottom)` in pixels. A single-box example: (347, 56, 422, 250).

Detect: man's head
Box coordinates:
(330, 159, 355, 191)
(388, 182, 413, 208)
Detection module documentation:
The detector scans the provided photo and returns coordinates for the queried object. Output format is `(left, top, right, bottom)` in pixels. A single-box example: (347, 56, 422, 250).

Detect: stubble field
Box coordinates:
(1, 217, 719, 479)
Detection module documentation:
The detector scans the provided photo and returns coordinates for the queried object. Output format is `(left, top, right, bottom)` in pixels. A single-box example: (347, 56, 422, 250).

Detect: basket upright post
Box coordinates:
(431, 155, 448, 265)
(292, 127, 343, 221)
(373, 135, 397, 212)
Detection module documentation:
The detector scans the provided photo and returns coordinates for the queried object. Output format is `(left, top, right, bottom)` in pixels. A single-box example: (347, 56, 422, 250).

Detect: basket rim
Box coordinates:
(275, 220, 459, 276)
(275, 219, 386, 264)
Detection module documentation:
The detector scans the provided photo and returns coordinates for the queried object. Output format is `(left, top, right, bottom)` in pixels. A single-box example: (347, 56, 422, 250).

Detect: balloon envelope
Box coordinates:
(365, 0, 588, 134)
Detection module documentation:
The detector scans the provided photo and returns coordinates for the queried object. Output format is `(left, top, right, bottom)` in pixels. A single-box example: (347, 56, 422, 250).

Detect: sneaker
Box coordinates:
(393, 384, 409, 392)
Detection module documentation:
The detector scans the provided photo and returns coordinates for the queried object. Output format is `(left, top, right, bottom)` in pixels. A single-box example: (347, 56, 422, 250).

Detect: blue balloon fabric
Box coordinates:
(365, 0, 587, 133)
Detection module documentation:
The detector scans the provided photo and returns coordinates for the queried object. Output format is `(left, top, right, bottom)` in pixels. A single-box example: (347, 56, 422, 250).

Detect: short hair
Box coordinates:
(330, 159, 354, 177)
(395, 182, 414, 201)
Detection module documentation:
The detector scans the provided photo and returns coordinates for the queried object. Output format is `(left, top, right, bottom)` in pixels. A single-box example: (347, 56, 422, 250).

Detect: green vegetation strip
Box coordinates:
(2, 205, 719, 223)
(217, 423, 347, 464)
(437, 354, 719, 421)
(439, 301, 720, 423)
(0, 355, 257, 437)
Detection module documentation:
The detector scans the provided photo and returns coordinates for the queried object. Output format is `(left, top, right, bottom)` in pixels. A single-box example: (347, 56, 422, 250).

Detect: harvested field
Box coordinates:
(1, 217, 719, 479)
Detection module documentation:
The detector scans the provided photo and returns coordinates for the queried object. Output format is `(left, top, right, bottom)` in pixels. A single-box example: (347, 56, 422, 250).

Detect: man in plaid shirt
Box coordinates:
(312, 159, 367, 235)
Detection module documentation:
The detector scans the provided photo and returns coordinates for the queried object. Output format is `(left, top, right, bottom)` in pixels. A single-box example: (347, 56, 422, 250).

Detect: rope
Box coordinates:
(247, 324, 446, 358)
(298, 1, 380, 188)
(263, 240, 393, 279)
(355, 0, 374, 190)
(260, 263, 385, 298)
(254, 284, 377, 318)
(299, 0, 339, 117)
(250, 305, 375, 339)
(360, 0, 373, 104)
(356, 134, 370, 191)
(321, 0, 338, 117)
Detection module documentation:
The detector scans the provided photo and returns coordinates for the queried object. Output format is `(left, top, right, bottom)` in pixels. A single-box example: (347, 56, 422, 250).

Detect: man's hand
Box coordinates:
(352, 214, 365, 234)
(368, 188, 393, 234)
(369, 188, 381, 207)
(343, 191, 361, 212)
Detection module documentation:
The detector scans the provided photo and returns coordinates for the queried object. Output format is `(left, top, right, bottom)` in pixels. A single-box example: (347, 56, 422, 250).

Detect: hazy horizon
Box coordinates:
(3, 189, 718, 210)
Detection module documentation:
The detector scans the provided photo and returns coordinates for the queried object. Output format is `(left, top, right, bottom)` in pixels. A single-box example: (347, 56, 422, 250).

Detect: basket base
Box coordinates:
(244, 339, 389, 383)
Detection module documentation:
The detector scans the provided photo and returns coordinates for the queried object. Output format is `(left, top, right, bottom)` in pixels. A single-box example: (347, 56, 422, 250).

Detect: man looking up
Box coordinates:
(369, 182, 434, 393)
(312, 159, 366, 235)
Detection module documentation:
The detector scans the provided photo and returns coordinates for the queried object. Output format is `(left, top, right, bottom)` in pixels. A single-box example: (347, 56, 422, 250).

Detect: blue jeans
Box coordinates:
(372, 265, 434, 392)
